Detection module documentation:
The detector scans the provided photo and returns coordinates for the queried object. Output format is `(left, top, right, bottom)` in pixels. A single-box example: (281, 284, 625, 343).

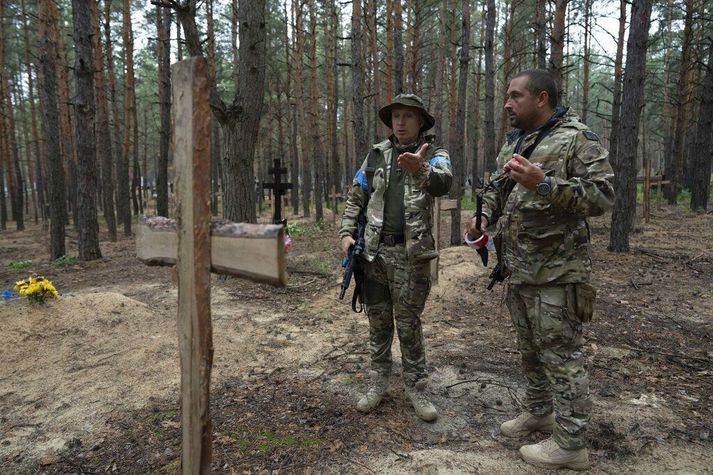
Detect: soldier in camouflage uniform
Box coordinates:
(339, 94, 452, 422)
(467, 70, 614, 469)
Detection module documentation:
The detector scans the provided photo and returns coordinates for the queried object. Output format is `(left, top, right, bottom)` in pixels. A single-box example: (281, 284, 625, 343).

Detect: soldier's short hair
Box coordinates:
(513, 69, 558, 109)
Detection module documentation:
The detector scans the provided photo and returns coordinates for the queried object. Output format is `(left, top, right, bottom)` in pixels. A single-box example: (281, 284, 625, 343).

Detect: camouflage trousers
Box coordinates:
(506, 284, 592, 450)
(362, 244, 431, 387)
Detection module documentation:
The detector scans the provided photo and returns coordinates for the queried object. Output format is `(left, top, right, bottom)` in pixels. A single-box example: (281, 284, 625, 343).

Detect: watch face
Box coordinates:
(536, 181, 551, 196)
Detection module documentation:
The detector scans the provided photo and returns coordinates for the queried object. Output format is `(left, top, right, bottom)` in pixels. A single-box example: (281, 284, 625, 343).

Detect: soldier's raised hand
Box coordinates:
(504, 154, 545, 190)
(397, 143, 430, 173)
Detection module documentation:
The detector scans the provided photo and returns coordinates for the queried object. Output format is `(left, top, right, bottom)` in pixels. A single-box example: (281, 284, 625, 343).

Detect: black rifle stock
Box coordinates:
(339, 210, 367, 312)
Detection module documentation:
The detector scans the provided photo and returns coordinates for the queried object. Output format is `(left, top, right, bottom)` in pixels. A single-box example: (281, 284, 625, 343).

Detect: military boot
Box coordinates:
(404, 385, 438, 422)
(519, 437, 589, 470)
(356, 374, 389, 413)
(500, 411, 555, 438)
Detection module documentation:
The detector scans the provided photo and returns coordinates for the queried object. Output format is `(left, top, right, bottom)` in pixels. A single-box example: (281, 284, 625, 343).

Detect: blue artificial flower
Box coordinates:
(1, 290, 13, 299)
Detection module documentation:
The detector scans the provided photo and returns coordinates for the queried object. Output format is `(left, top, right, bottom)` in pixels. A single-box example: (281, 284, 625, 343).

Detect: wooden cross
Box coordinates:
(262, 158, 293, 224)
(136, 58, 286, 474)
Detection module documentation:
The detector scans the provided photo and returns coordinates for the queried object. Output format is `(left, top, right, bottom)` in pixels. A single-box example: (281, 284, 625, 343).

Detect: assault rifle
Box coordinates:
(339, 209, 367, 312)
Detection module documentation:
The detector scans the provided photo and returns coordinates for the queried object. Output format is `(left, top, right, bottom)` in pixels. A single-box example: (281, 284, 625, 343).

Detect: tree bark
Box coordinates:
(581, 0, 591, 123)
(1, 1, 24, 232)
(38, 0, 66, 259)
(72, 0, 102, 260)
(483, 0, 497, 172)
(91, 0, 116, 240)
(22, 0, 47, 223)
(157, 6, 171, 217)
(549, 0, 568, 102)
(431, 0, 448, 139)
(497, 0, 514, 149)
(0, 57, 25, 231)
(472, 0, 485, 189)
(157, 0, 267, 223)
(534, 0, 546, 69)
(407, 0, 422, 94)
(689, 40, 713, 212)
(665, 0, 694, 204)
(285, 0, 299, 216)
(308, 0, 325, 221)
(450, 0, 470, 245)
(609, 0, 653, 252)
(293, 0, 311, 217)
(385, 0, 394, 102)
(447, 0, 458, 141)
(351, 0, 368, 158)
(608, 0, 627, 170)
(56, 28, 76, 228)
(326, 0, 339, 212)
(393, 0, 404, 95)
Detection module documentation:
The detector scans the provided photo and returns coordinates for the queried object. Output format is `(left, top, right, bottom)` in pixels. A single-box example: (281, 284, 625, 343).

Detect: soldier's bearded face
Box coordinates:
(505, 76, 540, 132)
(391, 107, 423, 144)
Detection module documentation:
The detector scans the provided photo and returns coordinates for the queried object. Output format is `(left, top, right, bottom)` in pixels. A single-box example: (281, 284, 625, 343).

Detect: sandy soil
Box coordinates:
(0, 205, 711, 473)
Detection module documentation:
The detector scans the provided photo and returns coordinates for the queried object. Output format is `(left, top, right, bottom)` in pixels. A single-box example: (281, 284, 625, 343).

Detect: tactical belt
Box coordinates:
(380, 234, 405, 246)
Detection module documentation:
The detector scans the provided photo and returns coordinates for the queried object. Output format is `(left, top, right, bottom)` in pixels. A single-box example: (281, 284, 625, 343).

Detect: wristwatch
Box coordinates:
(535, 175, 552, 196)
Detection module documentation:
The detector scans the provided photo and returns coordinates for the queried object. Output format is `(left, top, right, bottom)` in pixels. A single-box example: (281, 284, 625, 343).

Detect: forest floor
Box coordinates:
(1, 204, 712, 474)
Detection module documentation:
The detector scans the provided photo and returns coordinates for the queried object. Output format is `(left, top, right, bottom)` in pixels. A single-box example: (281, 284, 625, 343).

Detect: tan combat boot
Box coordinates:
(500, 411, 555, 438)
(519, 437, 589, 470)
(404, 385, 438, 422)
(356, 374, 389, 412)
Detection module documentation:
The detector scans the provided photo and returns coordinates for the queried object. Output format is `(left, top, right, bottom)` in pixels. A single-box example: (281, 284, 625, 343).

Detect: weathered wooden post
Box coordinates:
(174, 56, 213, 474)
(137, 57, 286, 474)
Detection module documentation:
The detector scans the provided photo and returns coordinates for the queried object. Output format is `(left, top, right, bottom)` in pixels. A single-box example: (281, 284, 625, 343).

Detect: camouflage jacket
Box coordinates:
(339, 137, 453, 263)
(482, 108, 614, 284)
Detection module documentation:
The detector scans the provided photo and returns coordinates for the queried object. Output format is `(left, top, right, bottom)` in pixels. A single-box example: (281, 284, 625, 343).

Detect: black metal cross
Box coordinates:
(262, 158, 293, 224)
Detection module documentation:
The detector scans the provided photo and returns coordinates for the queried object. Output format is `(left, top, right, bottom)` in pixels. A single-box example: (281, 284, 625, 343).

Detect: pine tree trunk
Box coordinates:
(535, 0, 546, 69)
(22, 0, 47, 223)
(666, 0, 694, 204)
(1, 71, 25, 231)
(72, 0, 102, 260)
(326, 0, 339, 211)
(447, 0, 458, 140)
(157, 6, 171, 218)
(483, 0, 497, 172)
(293, 0, 311, 217)
(608, 0, 627, 170)
(367, 0, 381, 141)
(285, 0, 299, 216)
(120, 0, 134, 235)
(431, 0, 448, 139)
(56, 30, 76, 228)
(471, 1, 485, 188)
(497, 0, 514, 149)
(92, 0, 116, 240)
(38, 0, 66, 259)
(450, 0, 470, 245)
(581, 0, 591, 123)
(351, 0, 368, 160)
(308, 0, 324, 221)
(385, 0, 394, 102)
(407, 0, 422, 94)
(393, 0, 404, 95)
(609, 0, 653, 252)
(549, 0, 568, 102)
(689, 41, 713, 211)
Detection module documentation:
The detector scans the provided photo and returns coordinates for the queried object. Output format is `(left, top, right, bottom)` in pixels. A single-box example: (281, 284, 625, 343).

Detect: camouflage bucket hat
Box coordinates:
(378, 93, 436, 132)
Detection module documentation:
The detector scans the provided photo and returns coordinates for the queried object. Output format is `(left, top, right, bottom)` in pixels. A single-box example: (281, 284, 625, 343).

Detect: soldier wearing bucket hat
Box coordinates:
(339, 94, 453, 421)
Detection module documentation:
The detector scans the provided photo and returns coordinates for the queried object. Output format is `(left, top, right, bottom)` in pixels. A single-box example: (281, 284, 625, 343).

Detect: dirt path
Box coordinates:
(1, 207, 711, 473)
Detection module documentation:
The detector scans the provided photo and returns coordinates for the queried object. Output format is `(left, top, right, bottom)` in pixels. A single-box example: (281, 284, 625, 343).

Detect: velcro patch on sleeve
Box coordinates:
(582, 130, 599, 142)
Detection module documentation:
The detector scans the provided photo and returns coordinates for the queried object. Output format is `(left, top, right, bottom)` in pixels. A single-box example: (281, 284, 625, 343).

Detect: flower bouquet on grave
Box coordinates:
(14, 276, 59, 303)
